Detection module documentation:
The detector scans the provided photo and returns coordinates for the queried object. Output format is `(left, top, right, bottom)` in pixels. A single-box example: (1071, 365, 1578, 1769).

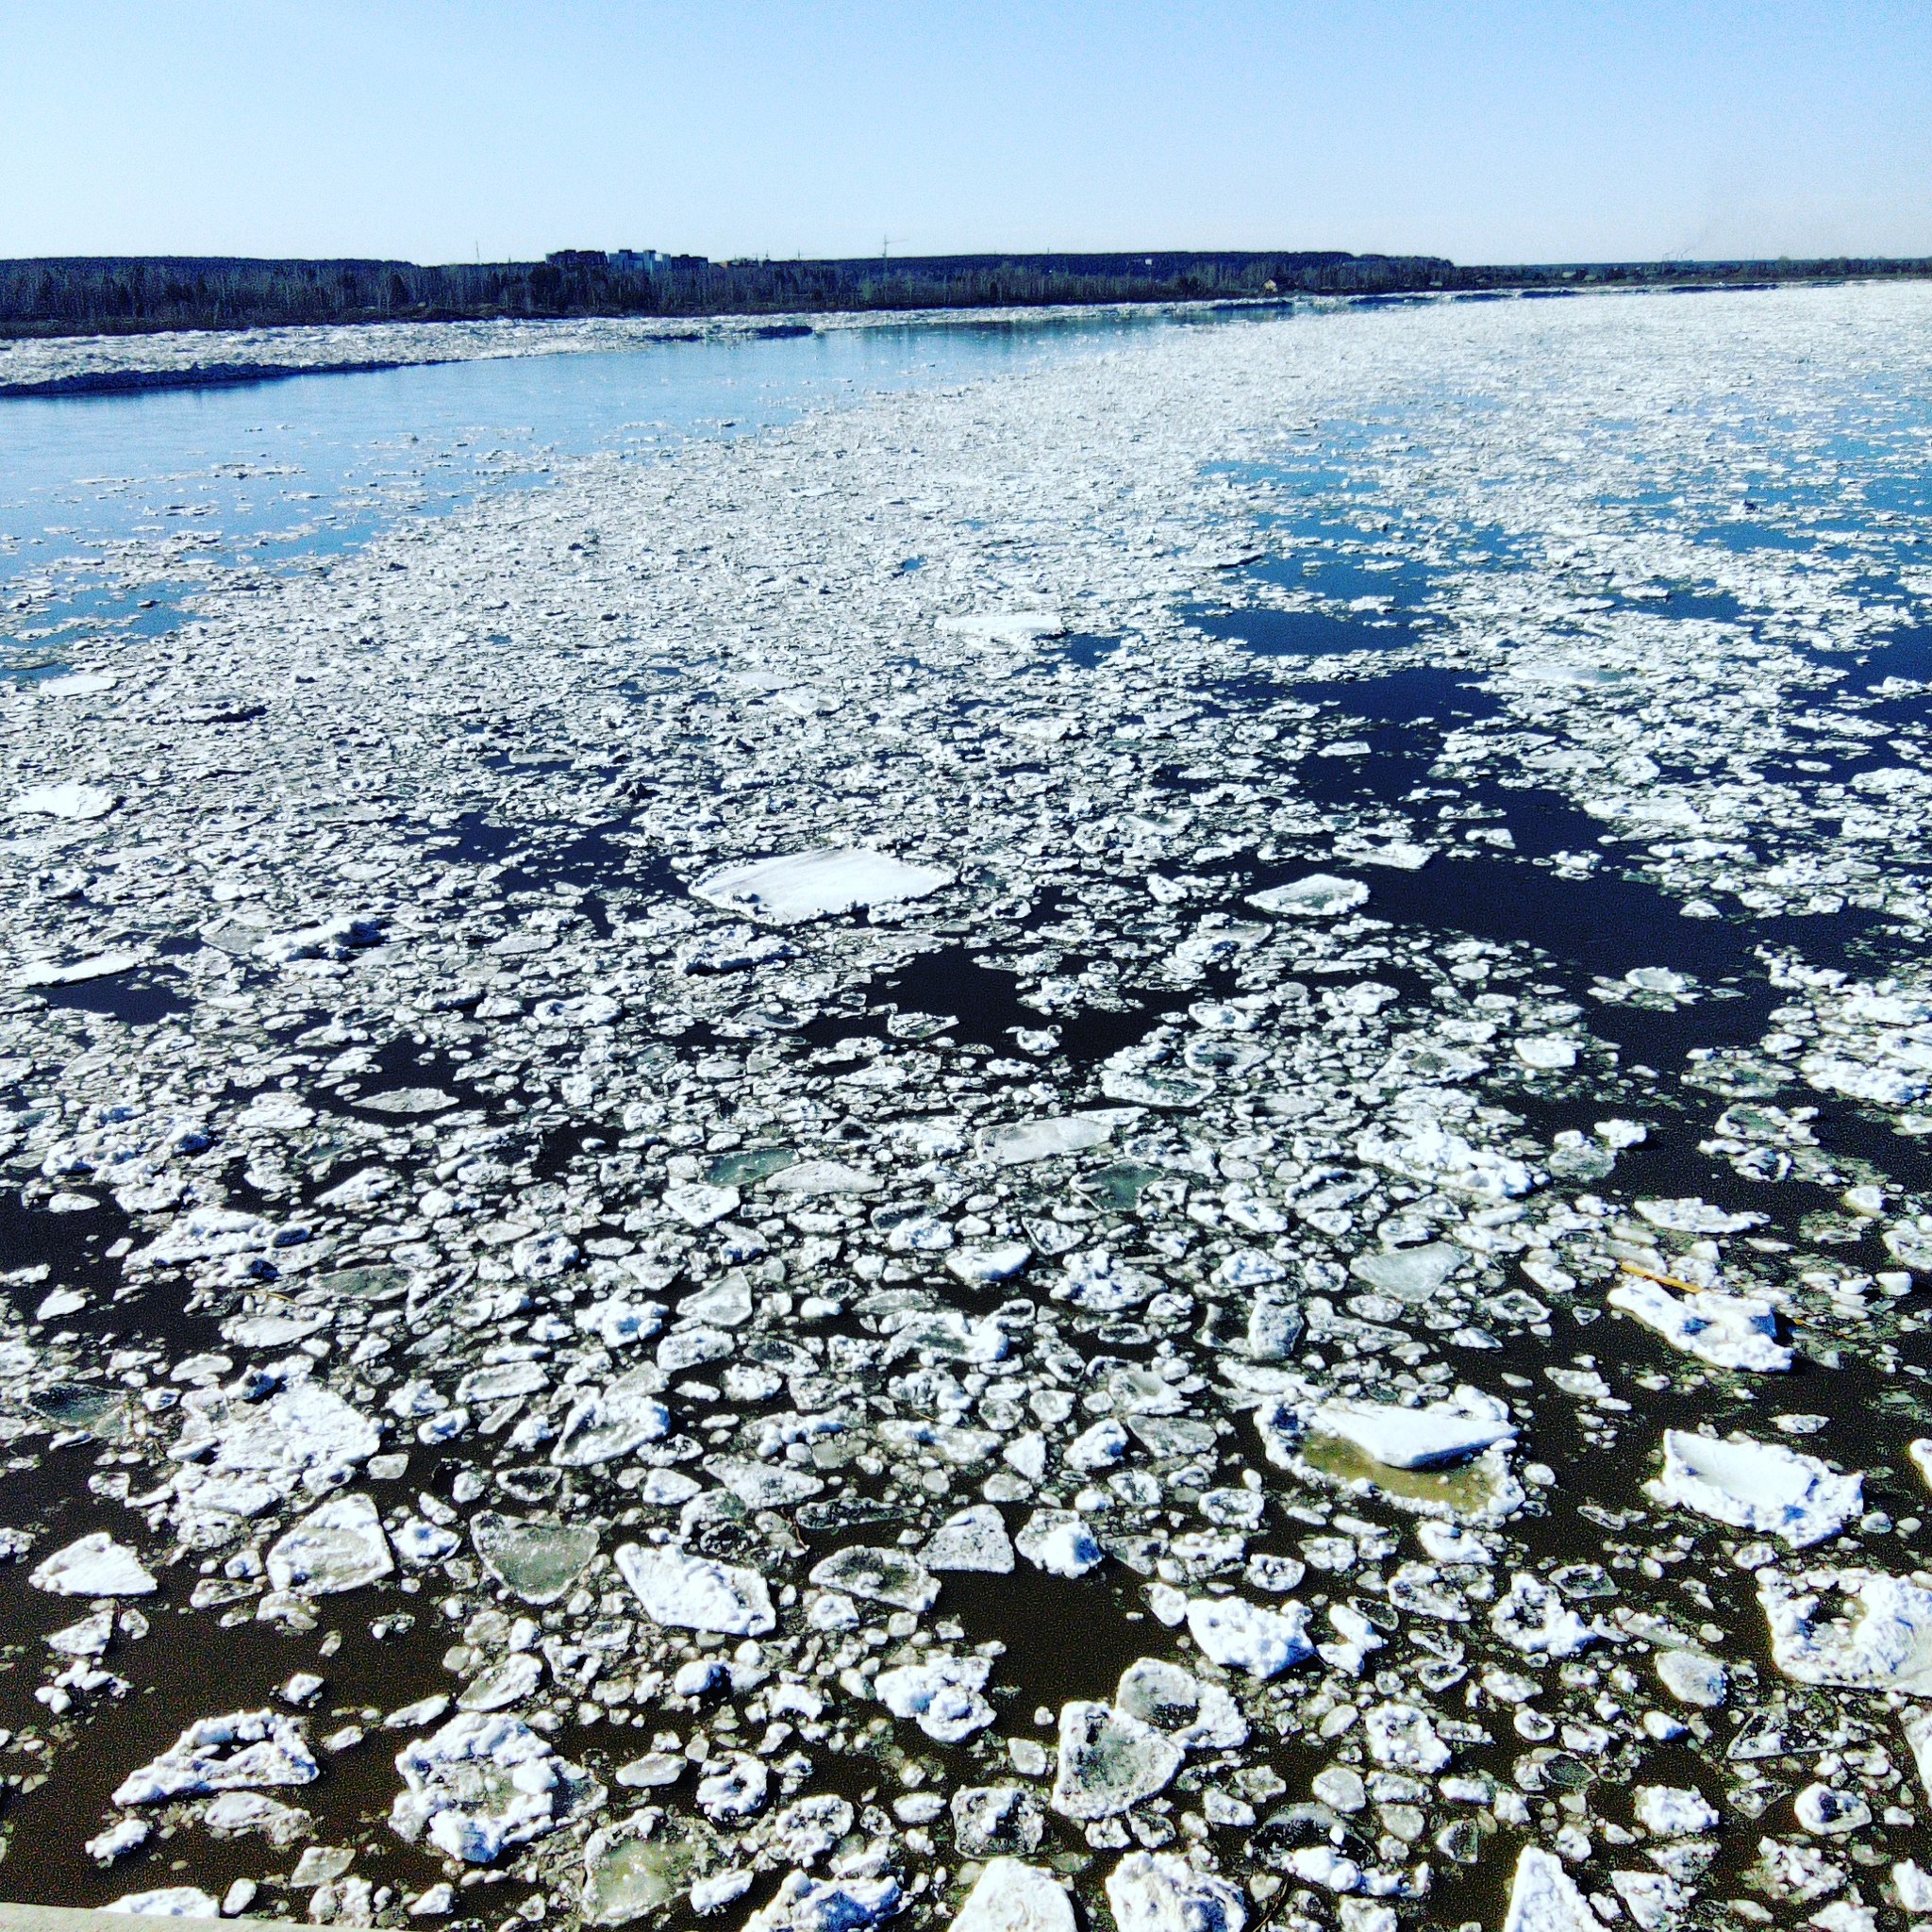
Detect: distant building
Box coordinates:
(544, 249, 609, 271)
(609, 249, 668, 274)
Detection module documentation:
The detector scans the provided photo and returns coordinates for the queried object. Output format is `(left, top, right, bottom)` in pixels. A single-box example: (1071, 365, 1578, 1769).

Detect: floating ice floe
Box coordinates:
(1607, 1274, 1792, 1372)
(616, 1542, 776, 1635)
(391, 1711, 599, 1862)
(8, 781, 117, 820)
(874, 1655, 995, 1741)
(1649, 1430, 1862, 1547)
(1257, 1389, 1523, 1524)
(30, 1532, 156, 1597)
(471, 1514, 599, 1604)
(951, 1860, 1074, 1932)
(266, 1493, 393, 1595)
(1760, 1569, 1932, 1691)
(1247, 874, 1369, 917)
(1106, 1852, 1246, 1932)
(114, 1709, 319, 1805)
(1049, 1702, 1184, 1819)
(1184, 1596, 1312, 1677)
(1502, 1847, 1602, 1932)
(693, 847, 954, 923)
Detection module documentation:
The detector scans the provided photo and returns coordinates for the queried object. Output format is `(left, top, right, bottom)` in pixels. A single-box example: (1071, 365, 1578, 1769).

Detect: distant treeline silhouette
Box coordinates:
(3, 249, 1927, 337)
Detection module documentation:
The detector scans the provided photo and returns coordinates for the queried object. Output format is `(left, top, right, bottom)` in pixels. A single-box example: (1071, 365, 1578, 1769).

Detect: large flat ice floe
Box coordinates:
(692, 847, 954, 923)
(1649, 1429, 1862, 1547)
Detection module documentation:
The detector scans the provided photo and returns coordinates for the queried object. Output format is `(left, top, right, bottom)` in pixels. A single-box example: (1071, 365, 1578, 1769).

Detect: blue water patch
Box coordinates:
(1189, 602, 1408, 657)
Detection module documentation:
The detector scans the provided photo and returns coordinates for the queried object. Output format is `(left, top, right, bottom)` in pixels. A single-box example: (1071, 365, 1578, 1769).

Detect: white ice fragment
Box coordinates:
(809, 1542, 940, 1608)
(1105, 1852, 1246, 1932)
(266, 1493, 393, 1595)
(552, 1368, 672, 1466)
(1363, 1702, 1451, 1774)
(1014, 1508, 1104, 1578)
(1184, 1596, 1312, 1678)
(1760, 1569, 1932, 1691)
(114, 1709, 320, 1805)
(1490, 1574, 1597, 1657)
(1049, 1702, 1184, 1819)
(1607, 1275, 1792, 1373)
(1649, 1431, 1861, 1548)
(1516, 1037, 1578, 1071)
(1635, 1785, 1720, 1836)
(1349, 1243, 1459, 1302)
(18, 950, 148, 987)
(390, 1711, 591, 1863)
(1247, 874, 1368, 917)
(951, 1860, 1074, 1932)
(1635, 1197, 1764, 1235)
(104, 1888, 220, 1918)
(693, 847, 953, 924)
(1656, 1652, 1727, 1707)
(874, 1655, 996, 1742)
(744, 1873, 902, 1932)
(30, 1532, 156, 1597)
(9, 781, 116, 820)
(923, 1504, 1016, 1574)
(1501, 1847, 1605, 1932)
(978, 1113, 1123, 1165)
(1309, 1397, 1515, 1471)
(945, 1242, 1032, 1286)
(936, 610, 1064, 646)
(616, 1542, 775, 1635)
(86, 1818, 152, 1862)
(764, 1158, 880, 1197)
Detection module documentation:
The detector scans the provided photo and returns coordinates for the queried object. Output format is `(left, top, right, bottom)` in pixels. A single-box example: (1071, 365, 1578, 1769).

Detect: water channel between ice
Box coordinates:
(2, 284, 1932, 1932)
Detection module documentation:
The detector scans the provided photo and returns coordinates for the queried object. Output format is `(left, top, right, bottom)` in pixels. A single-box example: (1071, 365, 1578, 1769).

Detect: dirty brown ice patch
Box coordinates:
(3, 284, 1932, 1932)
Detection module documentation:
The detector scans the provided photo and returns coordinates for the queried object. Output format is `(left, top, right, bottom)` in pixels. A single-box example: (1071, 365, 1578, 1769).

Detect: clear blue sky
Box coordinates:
(4, 0, 1927, 265)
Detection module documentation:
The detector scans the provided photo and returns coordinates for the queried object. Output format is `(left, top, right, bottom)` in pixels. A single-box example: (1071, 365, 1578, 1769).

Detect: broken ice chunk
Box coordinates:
(104, 1887, 220, 1918)
(1115, 1657, 1247, 1749)
(1015, 1509, 1104, 1578)
(1348, 1243, 1459, 1301)
(808, 1544, 940, 1610)
(8, 781, 117, 820)
(1490, 1574, 1597, 1657)
(18, 950, 148, 987)
(693, 848, 954, 924)
(1049, 1702, 1184, 1819)
(1759, 1568, 1932, 1691)
(1308, 1397, 1515, 1472)
(1501, 1847, 1600, 1932)
(1185, 1597, 1312, 1678)
(923, 1504, 1016, 1573)
(978, 1113, 1124, 1165)
(266, 1493, 393, 1595)
(30, 1532, 156, 1597)
(874, 1654, 996, 1742)
(1634, 1785, 1720, 1836)
(114, 1709, 320, 1805)
(1648, 1431, 1861, 1548)
(1607, 1275, 1792, 1373)
(552, 1368, 672, 1466)
(744, 1874, 902, 1932)
(1363, 1702, 1451, 1774)
(951, 1859, 1074, 1932)
(471, 1513, 598, 1606)
(1656, 1652, 1727, 1707)
(1106, 1852, 1246, 1932)
(617, 1543, 775, 1636)
(1247, 874, 1369, 917)
(390, 1711, 596, 1863)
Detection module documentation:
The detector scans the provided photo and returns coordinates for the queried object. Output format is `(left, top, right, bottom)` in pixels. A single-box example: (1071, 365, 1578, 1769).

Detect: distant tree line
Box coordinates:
(1, 249, 1927, 339)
